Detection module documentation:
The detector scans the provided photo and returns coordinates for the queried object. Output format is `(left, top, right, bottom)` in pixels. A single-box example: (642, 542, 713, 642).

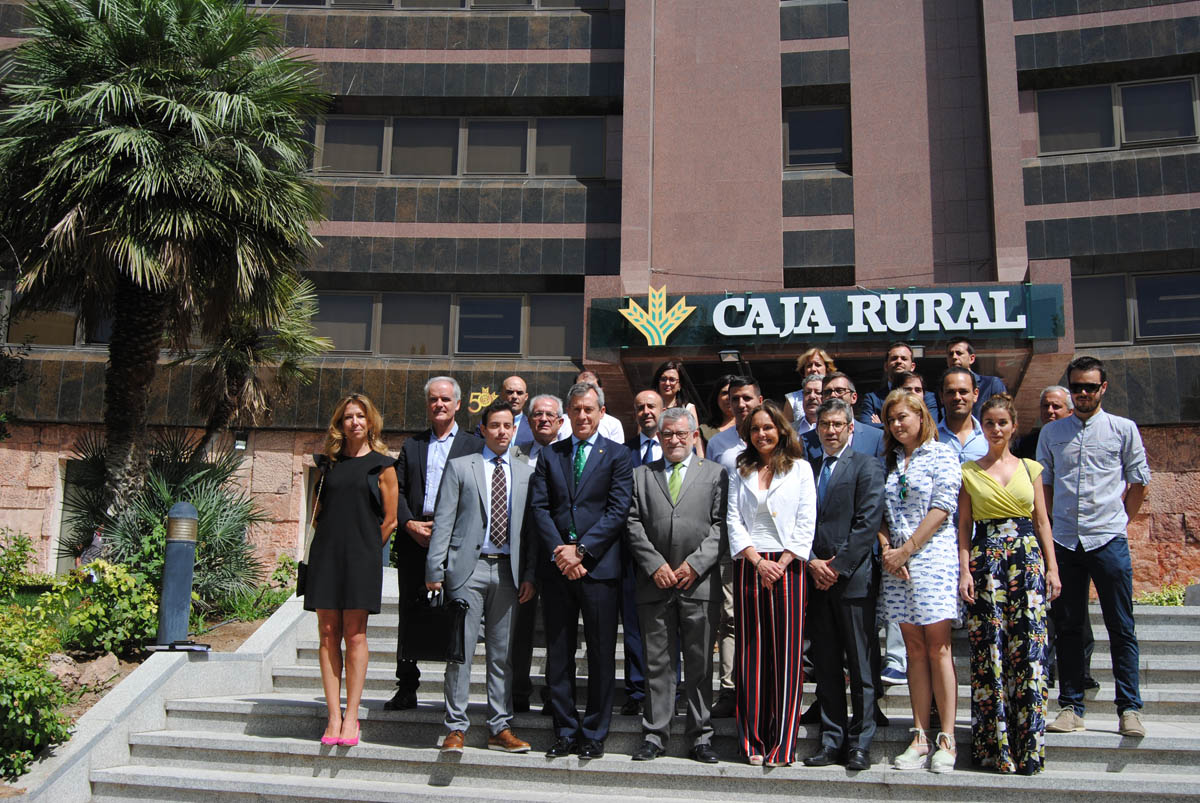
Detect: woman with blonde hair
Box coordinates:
(958, 393, 1060, 774)
(784, 347, 836, 424)
(305, 393, 398, 747)
(726, 401, 815, 767)
(878, 389, 961, 773)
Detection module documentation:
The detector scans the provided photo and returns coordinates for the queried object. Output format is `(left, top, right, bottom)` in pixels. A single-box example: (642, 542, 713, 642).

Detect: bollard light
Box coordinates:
(149, 501, 209, 651)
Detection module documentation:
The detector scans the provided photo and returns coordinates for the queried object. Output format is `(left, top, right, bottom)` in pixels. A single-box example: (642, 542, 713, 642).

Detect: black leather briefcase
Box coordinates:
(401, 591, 469, 664)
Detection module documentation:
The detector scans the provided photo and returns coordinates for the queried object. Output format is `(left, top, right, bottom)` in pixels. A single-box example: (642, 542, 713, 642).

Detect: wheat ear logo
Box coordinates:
(619, 286, 696, 346)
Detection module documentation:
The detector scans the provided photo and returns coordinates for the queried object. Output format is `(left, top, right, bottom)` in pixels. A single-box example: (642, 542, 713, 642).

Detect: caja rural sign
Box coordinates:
(589, 284, 1065, 348)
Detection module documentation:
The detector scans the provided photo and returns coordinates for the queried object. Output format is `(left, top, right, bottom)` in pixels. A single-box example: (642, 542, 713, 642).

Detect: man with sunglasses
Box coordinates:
(1038, 356, 1151, 738)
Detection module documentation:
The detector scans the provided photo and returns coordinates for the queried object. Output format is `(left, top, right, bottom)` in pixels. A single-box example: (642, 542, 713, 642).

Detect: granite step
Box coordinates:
(108, 730, 1200, 802)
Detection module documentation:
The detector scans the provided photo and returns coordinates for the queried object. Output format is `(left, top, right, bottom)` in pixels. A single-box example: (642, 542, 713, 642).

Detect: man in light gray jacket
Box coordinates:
(427, 398, 537, 754)
(625, 407, 728, 764)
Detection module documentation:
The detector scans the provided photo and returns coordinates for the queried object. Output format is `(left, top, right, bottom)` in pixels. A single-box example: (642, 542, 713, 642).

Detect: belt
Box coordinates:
(479, 553, 510, 562)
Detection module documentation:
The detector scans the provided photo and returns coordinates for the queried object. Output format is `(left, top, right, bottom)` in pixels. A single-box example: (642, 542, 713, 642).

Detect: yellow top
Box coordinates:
(961, 458, 1043, 520)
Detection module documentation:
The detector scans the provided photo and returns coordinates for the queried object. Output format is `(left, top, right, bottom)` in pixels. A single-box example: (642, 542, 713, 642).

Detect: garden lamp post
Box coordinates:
(154, 502, 202, 648)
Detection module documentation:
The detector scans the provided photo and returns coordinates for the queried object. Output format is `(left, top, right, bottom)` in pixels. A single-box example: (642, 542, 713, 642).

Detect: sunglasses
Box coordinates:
(1069, 382, 1103, 394)
(898, 473, 909, 501)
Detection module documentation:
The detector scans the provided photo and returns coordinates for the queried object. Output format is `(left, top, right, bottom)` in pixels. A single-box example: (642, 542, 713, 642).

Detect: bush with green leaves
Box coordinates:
(1135, 581, 1193, 607)
(61, 430, 268, 611)
(33, 560, 159, 656)
(0, 528, 35, 600)
(0, 603, 71, 780)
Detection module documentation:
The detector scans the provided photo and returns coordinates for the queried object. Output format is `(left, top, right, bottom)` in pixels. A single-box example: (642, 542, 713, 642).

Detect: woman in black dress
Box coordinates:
(306, 393, 398, 746)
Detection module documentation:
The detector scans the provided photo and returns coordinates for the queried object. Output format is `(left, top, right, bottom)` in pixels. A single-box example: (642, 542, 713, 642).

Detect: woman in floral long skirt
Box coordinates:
(957, 394, 1061, 774)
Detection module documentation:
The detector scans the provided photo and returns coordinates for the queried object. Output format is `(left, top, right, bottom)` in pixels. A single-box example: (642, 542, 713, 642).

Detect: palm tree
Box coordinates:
(186, 273, 331, 454)
(0, 0, 326, 511)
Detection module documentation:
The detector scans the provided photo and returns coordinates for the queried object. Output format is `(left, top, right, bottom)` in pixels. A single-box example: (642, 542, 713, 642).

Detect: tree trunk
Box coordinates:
(102, 275, 169, 514)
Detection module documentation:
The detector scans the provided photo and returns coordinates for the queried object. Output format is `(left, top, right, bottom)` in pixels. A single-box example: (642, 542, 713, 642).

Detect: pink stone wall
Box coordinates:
(1134, 424, 1200, 594)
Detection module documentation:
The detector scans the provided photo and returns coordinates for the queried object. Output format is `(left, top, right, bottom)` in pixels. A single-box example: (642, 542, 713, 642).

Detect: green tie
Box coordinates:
(573, 440, 588, 485)
(668, 462, 682, 503)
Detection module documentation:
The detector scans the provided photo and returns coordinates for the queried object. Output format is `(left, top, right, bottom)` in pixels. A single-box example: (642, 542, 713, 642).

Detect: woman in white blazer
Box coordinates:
(726, 401, 816, 767)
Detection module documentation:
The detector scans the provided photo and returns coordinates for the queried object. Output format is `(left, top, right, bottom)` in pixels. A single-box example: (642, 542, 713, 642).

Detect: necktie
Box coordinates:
(490, 456, 508, 548)
(573, 440, 587, 485)
(642, 439, 653, 466)
(817, 455, 836, 509)
(668, 461, 682, 503)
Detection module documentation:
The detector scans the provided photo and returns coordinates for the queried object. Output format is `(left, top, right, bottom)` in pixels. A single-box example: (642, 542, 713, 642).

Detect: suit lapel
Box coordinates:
(415, 432, 431, 491)
(672, 459, 703, 506)
(471, 453, 488, 511)
(818, 451, 854, 518)
(652, 461, 671, 504)
(575, 441, 605, 496)
(558, 440, 576, 501)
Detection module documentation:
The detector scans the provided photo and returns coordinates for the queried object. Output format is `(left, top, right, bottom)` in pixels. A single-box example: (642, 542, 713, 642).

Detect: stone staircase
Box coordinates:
(41, 579, 1200, 801)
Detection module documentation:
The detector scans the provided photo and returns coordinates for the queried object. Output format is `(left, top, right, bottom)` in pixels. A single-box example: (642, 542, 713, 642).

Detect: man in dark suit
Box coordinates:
(857, 342, 940, 429)
(625, 407, 727, 764)
(530, 381, 634, 759)
(803, 398, 886, 771)
(943, 336, 1006, 419)
(801, 372, 883, 463)
(384, 376, 484, 711)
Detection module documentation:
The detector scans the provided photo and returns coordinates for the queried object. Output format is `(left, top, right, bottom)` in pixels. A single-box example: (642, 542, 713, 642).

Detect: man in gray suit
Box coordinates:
(803, 398, 886, 771)
(427, 398, 537, 754)
(625, 407, 728, 764)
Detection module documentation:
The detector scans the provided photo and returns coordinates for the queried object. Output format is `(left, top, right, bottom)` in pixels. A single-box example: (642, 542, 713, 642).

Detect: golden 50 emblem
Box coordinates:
(468, 386, 500, 413)
(620, 286, 695, 346)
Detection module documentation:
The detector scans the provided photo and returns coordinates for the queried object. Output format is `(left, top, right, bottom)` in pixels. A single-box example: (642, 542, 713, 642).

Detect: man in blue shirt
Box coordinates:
(858, 342, 940, 429)
(1039, 356, 1151, 738)
(943, 337, 1006, 418)
(936, 367, 987, 464)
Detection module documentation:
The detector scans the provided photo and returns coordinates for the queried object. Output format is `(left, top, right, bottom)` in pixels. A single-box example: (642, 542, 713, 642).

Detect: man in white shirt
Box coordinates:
(577, 370, 626, 443)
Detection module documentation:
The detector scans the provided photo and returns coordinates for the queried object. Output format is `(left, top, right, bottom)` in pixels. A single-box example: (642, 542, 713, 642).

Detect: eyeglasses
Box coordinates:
(658, 430, 691, 442)
(1069, 382, 1102, 394)
(822, 387, 852, 398)
(817, 420, 848, 431)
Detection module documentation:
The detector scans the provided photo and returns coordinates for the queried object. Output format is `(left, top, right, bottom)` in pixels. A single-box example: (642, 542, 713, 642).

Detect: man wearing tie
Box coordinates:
(510, 393, 565, 713)
(385, 376, 484, 710)
(803, 398, 886, 771)
(618, 389, 665, 716)
(426, 399, 537, 754)
(625, 407, 727, 764)
(800, 373, 884, 463)
(530, 382, 634, 759)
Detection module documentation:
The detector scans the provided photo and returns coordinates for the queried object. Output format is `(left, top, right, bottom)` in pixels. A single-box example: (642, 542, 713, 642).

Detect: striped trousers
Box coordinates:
(733, 553, 806, 764)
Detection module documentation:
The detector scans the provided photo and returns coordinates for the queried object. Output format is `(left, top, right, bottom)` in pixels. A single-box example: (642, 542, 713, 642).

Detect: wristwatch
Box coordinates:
(575, 543, 588, 558)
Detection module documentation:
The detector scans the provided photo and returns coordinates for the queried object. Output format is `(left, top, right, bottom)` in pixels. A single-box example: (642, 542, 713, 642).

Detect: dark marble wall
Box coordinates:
(1013, 0, 1193, 22)
(309, 235, 618, 275)
(1015, 17, 1200, 72)
(779, 1, 848, 41)
(782, 228, 855, 267)
(781, 49, 851, 87)
(1027, 210, 1200, 259)
(1024, 148, 1200, 205)
(782, 172, 854, 217)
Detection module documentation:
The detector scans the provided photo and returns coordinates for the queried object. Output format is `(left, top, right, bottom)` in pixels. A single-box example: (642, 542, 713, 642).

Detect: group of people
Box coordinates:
(301, 341, 1151, 776)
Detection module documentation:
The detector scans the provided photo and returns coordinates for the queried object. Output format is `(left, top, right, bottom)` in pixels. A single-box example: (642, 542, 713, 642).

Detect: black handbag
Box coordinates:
(296, 463, 327, 598)
(401, 591, 470, 664)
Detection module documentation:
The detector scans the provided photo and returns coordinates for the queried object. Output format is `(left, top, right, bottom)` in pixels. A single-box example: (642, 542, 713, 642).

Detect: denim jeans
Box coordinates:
(1053, 539, 1142, 715)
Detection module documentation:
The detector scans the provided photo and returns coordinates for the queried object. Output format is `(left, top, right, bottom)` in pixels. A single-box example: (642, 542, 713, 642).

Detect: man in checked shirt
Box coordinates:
(1039, 356, 1151, 738)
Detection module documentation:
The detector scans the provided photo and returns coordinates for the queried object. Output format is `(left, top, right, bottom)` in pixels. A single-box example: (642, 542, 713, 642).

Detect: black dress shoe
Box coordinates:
(382, 689, 417, 711)
(513, 697, 530, 714)
(799, 703, 821, 724)
(803, 746, 842, 767)
(620, 698, 643, 716)
(632, 740, 666, 761)
(846, 748, 871, 771)
(579, 739, 605, 759)
(1083, 675, 1101, 691)
(711, 694, 736, 718)
(545, 737, 578, 758)
(690, 744, 719, 764)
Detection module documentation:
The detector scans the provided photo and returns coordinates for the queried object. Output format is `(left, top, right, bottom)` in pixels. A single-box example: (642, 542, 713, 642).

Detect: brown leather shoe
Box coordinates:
(487, 728, 531, 753)
(441, 730, 465, 753)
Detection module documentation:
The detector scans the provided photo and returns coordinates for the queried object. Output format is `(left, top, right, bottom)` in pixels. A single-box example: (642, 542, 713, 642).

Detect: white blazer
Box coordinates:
(726, 460, 816, 561)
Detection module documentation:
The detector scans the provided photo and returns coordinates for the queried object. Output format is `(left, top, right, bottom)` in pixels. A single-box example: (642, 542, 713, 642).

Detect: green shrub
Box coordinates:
(220, 584, 293, 622)
(0, 529, 35, 601)
(0, 604, 70, 780)
(1134, 581, 1192, 607)
(34, 561, 159, 656)
(60, 430, 267, 610)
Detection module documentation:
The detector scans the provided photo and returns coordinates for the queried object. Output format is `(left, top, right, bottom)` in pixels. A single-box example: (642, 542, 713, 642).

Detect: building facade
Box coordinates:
(1, 0, 1197, 590)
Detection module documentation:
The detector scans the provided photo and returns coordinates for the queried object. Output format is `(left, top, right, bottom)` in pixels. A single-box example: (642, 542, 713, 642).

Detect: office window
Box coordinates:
(466, 121, 528, 174)
(456, 296, 522, 354)
(1121, 80, 1197, 145)
(535, 118, 605, 177)
(314, 294, 374, 351)
(1072, 275, 1128, 345)
(391, 118, 459, 176)
(528, 294, 583, 358)
(380, 293, 450, 355)
(1135, 272, 1200, 338)
(321, 119, 384, 173)
(1037, 85, 1115, 154)
(5, 307, 76, 346)
(785, 107, 850, 168)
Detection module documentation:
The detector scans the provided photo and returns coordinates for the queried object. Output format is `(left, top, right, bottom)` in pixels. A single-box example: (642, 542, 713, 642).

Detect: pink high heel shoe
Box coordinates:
(339, 724, 361, 747)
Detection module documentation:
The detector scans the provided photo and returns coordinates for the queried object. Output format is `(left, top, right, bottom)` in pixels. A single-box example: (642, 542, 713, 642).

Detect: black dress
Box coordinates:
(303, 450, 395, 614)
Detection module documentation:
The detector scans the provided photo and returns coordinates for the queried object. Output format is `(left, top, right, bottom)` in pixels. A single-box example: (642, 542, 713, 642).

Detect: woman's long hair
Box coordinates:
(736, 401, 805, 478)
(324, 393, 389, 462)
(881, 388, 937, 472)
(705, 373, 737, 428)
